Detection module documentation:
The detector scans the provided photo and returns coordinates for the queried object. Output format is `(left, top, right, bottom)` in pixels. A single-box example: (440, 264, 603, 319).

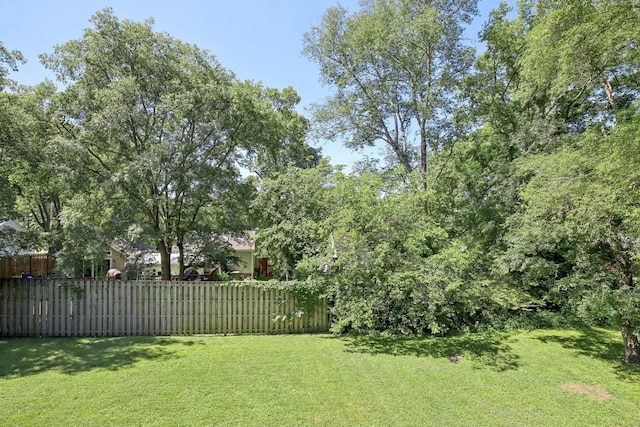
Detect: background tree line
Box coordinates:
(0, 9, 318, 280)
(1, 1, 639, 363)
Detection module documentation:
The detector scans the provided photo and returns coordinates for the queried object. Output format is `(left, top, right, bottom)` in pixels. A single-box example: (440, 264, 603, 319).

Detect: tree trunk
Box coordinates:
(177, 242, 185, 279)
(420, 134, 427, 191)
(420, 130, 429, 215)
(157, 240, 172, 280)
(390, 135, 412, 174)
(621, 322, 640, 364)
(609, 233, 639, 363)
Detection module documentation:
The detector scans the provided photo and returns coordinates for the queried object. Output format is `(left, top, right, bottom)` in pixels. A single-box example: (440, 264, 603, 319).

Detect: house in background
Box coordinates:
(106, 247, 128, 273)
(61, 244, 128, 279)
(137, 247, 181, 279)
(1, 221, 272, 280)
(138, 231, 273, 280)
(77, 246, 127, 278)
(224, 231, 272, 279)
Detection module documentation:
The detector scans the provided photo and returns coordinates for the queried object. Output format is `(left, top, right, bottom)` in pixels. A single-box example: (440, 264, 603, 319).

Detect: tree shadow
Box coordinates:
(534, 327, 640, 381)
(0, 336, 198, 378)
(337, 332, 521, 371)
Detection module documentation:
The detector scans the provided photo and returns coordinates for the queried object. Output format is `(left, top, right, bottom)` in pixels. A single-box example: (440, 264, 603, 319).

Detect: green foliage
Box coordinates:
(0, 41, 24, 89)
(260, 279, 326, 330)
(477, 310, 584, 332)
(292, 1, 640, 362)
(254, 159, 335, 280)
(27, 8, 308, 279)
(323, 171, 445, 333)
(215, 271, 232, 281)
(0, 223, 41, 257)
(497, 105, 640, 360)
(303, 0, 477, 173)
(0, 83, 70, 253)
(274, 168, 526, 335)
(518, 0, 640, 125)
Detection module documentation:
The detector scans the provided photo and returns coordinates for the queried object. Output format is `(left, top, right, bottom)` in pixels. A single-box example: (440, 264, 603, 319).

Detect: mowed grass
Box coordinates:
(1, 328, 639, 426)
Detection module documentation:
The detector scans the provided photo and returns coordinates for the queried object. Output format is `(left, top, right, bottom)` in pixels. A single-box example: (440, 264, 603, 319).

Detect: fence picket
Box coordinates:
(216, 284, 222, 334)
(202, 283, 208, 334)
(21, 283, 29, 336)
(188, 283, 194, 335)
(0, 281, 7, 334)
(154, 282, 160, 335)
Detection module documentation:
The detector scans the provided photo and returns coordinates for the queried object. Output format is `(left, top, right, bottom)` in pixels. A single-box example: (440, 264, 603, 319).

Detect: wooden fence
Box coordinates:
(0, 279, 329, 337)
(0, 254, 56, 279)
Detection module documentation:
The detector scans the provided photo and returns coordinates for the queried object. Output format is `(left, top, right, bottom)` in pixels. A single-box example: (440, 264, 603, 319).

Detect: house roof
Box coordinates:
(224, 231, 255, 251)
(0, 218, 25, 232)
(0, 218, 40, 257)
(133, 232, 256, 266)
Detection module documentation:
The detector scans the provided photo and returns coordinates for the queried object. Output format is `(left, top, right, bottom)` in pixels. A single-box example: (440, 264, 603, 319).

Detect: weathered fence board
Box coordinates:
(0, 254, 56, 278)
(0, 279, 329, 337)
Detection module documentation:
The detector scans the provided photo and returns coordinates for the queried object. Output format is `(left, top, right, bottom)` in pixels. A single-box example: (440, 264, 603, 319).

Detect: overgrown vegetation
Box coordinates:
(261, 0, 640, 363)
(2, 1, 640, 363)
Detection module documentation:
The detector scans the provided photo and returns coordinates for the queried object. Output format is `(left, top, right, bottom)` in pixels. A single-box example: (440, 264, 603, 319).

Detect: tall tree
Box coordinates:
(0, 91, 20, 217)
(503, 117, 640, 363)
(41, 9, 305, 279)
(0, 43, 25, 216)
(303, 0, 477, 196)
(0, 41, 24, 89)
(495, 0, 640, 363)
(1, 83, 69, 252)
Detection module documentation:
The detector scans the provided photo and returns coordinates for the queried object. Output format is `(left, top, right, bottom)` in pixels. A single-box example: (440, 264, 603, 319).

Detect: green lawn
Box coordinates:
(1, 328, 639, 426)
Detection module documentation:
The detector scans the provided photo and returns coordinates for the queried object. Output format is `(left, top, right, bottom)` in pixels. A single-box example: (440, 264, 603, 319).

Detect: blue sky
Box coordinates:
(2, 0, 504, 168)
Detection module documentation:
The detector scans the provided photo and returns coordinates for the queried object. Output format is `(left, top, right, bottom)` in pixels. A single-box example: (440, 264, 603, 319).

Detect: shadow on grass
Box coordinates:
(0, 336, 197, 378)
(338, 332, 521, 371)
(534, 327, 640, 381)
